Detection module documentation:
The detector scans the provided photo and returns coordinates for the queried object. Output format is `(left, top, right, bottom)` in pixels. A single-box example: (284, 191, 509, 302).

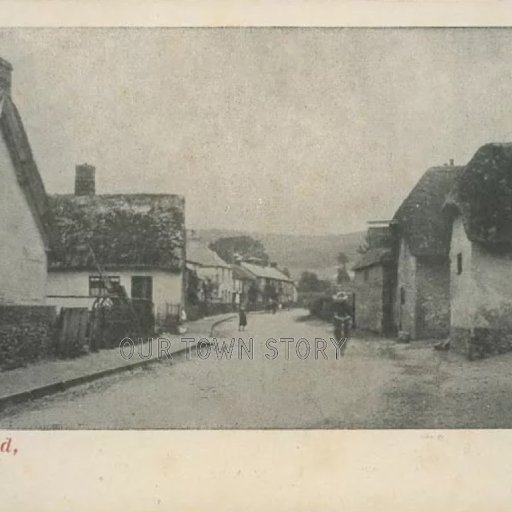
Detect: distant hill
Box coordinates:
(192, 228, 365, 281)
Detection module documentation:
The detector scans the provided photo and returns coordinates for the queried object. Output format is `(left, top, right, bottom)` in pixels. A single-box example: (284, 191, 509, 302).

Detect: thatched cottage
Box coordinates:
(445, 143, 512, 356)
(46, 165, 186, 327)
(0, 57, 53, 305)
(391, 164, 463, 339)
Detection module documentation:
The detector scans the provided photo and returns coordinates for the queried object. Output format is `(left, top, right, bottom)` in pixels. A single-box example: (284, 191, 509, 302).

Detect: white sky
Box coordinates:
(1, 28, 512, 235)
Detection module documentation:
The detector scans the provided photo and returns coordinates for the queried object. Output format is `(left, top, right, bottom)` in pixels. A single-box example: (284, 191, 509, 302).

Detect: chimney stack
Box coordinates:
(0, 57, 13, 95)
(75, 164, 96, 196)
(449, 158, 454, 166)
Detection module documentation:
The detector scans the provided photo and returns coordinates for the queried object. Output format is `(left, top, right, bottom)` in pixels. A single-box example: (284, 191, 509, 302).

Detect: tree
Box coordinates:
(264, 282, 278, 301)
(337, 252, 349, 266)
(282, 267, 291, 278)
(248, 282, 259, 304)
(186, 269, 201, 305)
(298, 271, 331, 293)
(336, 251, 351, 284)
(209, 236, 269, 265)
(202, 278, 216, 304)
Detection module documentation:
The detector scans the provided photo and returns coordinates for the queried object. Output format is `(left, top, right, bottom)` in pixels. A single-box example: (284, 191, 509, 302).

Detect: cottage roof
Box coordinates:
(240, 261, 292, 282)
(352, 248, 393, 271)
(446, 143, 512, 246)
(187, 239, 230, 268)
(48, 194, 185, 272)
(392, 165, 464, 257)
(0, 90, 52, 248)
(232, 264, 257, 281)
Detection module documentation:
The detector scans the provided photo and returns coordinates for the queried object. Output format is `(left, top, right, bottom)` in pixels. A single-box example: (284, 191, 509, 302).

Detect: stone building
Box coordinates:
(391, 164, 463, 339)
(0, 57, 53, 305)
(352, 223, 395, 334)
(445, 143, 512, 355)
(46, 165, 186, 328)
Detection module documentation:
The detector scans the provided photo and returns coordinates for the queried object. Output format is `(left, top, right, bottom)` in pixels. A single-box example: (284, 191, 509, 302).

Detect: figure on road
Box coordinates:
(239, 306, 247, 331)
(332, 292, 352, 355)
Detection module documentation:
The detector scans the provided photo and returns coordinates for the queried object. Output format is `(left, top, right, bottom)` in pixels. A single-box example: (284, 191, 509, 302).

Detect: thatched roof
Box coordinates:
(393, 166, 464, 257)
(0, 90, 52, 248)
(446, 143, 512, 246)
(187, 239, 230, 268)
(48, 194, 185, 272)
(352, 248, 392, 271)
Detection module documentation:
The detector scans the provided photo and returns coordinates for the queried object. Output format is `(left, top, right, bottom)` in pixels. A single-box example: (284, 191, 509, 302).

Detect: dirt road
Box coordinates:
(2, 309, 512, 429)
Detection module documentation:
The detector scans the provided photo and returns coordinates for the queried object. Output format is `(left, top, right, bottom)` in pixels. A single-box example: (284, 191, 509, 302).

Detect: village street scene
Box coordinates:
(3, 29, 512, 428)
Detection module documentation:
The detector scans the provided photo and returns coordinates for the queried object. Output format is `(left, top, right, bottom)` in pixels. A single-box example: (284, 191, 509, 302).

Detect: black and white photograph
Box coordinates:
(3, 26, 512, 430)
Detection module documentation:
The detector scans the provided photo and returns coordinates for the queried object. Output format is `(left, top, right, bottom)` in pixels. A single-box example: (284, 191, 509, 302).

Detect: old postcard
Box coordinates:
(2, 1, 512, 510)
(3, 25, 512, 430)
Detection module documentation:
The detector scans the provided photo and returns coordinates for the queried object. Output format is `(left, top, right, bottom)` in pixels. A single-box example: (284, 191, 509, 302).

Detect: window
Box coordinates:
(89, 276, 120, 297)
(364, 269, 369, 282)
(131, 276, 153, 301)
(456, 253, 463, 275)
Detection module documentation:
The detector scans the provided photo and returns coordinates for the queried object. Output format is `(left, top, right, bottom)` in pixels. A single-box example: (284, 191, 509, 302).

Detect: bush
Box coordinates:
(0, 306, 57, 370)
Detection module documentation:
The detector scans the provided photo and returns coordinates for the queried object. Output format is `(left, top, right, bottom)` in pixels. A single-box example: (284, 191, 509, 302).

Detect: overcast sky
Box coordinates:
(1, 28, 512, 235)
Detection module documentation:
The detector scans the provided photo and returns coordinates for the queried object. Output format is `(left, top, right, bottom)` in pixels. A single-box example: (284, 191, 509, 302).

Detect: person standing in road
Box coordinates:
(239, 306, 247, 332)
(332, 292, 352, 355)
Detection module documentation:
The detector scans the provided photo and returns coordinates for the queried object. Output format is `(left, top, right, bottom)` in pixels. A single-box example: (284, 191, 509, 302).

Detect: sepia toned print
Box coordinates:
(3, 28, 512, 429)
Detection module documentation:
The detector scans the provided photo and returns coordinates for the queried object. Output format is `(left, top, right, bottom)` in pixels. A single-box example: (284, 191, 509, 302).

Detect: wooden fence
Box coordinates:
(56, 307, 89, 357)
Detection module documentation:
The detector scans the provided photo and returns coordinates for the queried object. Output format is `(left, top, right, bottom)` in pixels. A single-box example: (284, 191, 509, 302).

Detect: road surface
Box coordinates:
(2, 309, 512, 428)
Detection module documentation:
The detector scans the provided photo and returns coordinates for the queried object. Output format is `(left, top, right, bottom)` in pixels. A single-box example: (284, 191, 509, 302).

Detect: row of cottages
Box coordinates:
(0, 57, 53, 305)
(236, 260, 298, 305)
(46, 165, 186, 328)
(184, 241, 299, 309)
(186, 238, 234, 304)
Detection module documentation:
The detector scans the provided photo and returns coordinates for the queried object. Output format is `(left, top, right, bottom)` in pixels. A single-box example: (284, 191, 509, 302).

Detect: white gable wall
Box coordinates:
(0, 132, 47, 304)
(450, 214, 512, 330)
(450, 214, 512, 354)
(449, 215, 474, 330)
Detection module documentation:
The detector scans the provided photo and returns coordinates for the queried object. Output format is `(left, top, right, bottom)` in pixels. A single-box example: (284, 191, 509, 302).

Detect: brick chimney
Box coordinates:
(75, 164, 96, 196)
(0, 57, 13, 95)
